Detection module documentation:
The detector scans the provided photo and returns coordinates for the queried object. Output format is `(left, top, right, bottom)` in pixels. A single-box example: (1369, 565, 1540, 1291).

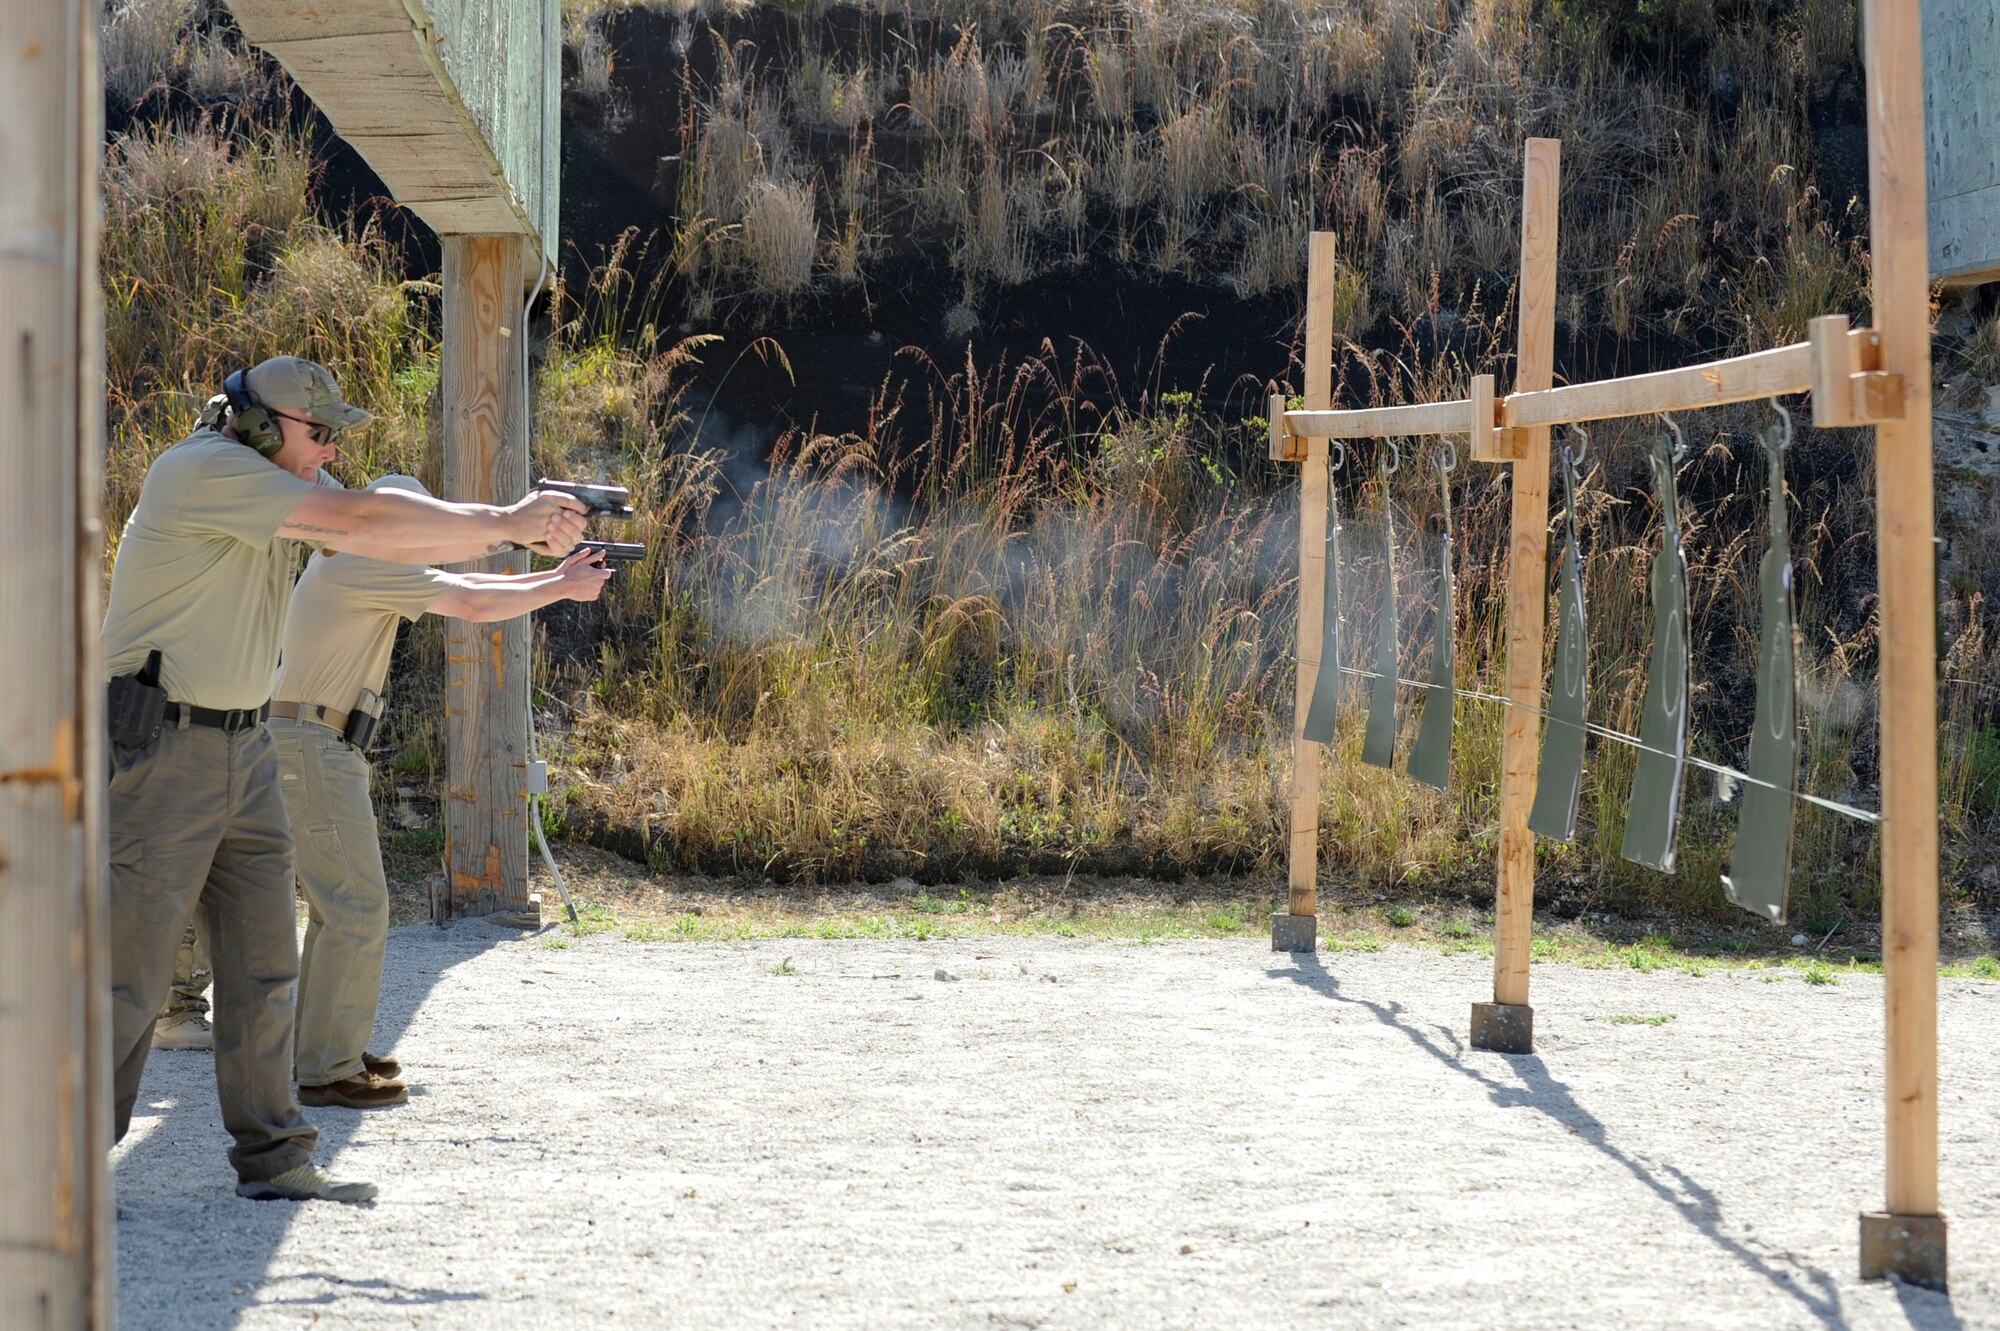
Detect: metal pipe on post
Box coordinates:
(440, 234, 534, 924)
(0, 0, 113, 1324)
(1857, 0, 1946, 1290)
(1273, 232, 1340, 954)
(1473, 138, 1560, 1055)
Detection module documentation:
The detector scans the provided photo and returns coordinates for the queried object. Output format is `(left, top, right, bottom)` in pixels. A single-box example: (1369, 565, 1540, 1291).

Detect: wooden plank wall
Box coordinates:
(428, 0, 562, 268)
(1925, 0, 2000, 283)
(225, 0, 558, 260)
(0, 0, 113, 1324)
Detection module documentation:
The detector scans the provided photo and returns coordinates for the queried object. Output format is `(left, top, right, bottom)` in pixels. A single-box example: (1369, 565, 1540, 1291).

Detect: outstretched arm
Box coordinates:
(426, 548, 614, 623)
(278, 486, 587, 561)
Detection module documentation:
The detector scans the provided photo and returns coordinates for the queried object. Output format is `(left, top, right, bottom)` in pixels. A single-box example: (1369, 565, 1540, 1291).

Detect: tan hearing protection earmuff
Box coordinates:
(220, 368, 285, 456)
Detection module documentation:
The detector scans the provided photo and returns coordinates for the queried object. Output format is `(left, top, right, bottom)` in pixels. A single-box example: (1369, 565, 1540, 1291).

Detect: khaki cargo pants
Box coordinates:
(270, 716, 390, 1087)
(108, 720, 317, 1182)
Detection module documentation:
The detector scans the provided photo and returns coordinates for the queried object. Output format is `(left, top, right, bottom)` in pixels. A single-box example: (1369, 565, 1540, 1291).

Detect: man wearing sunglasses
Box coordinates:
(103, 355, 590, 1204)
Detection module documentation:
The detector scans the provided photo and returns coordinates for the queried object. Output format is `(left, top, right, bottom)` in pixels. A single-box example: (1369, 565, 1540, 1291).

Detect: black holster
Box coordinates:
(341, 686, 383, 751)
(107, 650, 167, 749)
(341, 710, 380, 751)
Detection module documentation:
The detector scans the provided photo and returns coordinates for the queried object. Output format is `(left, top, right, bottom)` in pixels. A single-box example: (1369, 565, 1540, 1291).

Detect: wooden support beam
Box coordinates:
(1858, 0, 1946, 1289)
(1285, 397, 1477, 440)
(1468, 374, 1513, 461)
(1811, 316, 1905, 427)
(1282, 232, 1339, 935)
(0, 0, 113, 1324)
(1506, 342, 1816, 428)
(440, 235, 533, 924)
(1269, 388, 1305, 462)
(1273, 329, 1885, 453)
(1489, 138, 1561, 1032)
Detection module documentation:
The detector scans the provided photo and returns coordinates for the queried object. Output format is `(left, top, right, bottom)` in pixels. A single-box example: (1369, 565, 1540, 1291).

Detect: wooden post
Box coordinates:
(0, 0, 114, 1324)
(1473, 138, 1560, 1055)
(440, 235, 533, 923)
(1857, 0, 1947, 1289)
(1274, 232, 1339, 953)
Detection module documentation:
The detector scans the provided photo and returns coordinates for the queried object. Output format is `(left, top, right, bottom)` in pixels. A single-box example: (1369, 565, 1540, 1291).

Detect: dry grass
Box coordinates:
(103, 0, 268, 108)
(630, 0, 1869, 350)
(96, 3, 2000, 930)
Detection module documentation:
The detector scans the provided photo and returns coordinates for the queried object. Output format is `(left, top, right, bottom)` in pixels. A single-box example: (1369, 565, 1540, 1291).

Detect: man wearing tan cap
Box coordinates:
(104, 356, 588, 1203)
(272, 474, 612, 1109)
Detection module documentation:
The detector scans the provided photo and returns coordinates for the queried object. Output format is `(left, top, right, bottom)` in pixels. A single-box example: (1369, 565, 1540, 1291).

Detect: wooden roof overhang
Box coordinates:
(226, 0, 543, 250)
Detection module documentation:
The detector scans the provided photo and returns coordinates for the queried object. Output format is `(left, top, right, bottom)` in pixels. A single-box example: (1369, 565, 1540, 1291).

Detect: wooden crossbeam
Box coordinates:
(1282, 396, 1476, 440)
(1274, 327, 1899, 452)
(1505, 342, 1814, 428)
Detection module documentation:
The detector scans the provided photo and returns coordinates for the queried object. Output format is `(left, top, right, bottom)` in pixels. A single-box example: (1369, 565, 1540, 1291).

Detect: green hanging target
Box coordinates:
(1301, 443, 1346, 745)
(1722, 406, 1799, 923)
(1621, 422, 1692, 872)
(1529, 429, 1590, 843)
(1408, 444, 1456, 792)
(1362, 442, 1401, 770)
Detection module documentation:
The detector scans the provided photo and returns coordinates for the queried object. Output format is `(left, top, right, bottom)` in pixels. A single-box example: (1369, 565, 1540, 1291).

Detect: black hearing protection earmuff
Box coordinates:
(220, 368, 285, 457)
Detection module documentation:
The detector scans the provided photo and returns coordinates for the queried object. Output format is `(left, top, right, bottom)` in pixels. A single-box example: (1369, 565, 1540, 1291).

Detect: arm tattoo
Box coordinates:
(288, 522, 350, 537)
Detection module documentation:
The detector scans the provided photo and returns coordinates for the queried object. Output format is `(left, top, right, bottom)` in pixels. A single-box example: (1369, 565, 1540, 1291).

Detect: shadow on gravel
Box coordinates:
(114, 919, 518, 1328)
(1267, 953, 1967, 1331)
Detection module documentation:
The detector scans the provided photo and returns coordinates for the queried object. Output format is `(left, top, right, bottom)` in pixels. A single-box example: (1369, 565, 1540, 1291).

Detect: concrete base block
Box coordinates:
(1470, 1002, 1534, 1054)
(1860, 1212, 1947, 1290)
(1270, 913, 1318, 953)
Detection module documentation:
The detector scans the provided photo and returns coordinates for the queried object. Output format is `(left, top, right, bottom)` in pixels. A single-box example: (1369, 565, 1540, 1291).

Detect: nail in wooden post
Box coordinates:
(1275, 232, 1339, 953)
(1856, 0, 1945, 1289)
(1475, 138, 1559, 1053)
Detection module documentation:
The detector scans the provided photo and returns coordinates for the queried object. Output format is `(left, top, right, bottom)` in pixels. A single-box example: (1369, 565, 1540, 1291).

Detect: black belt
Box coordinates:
(164, 700, 270, 732)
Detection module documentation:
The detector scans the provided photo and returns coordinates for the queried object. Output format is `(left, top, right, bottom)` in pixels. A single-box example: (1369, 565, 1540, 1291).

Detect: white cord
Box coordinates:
(519, 68, 578, 923)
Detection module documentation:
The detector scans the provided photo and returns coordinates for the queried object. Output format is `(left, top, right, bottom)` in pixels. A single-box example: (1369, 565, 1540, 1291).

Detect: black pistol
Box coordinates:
(577, 540, 646, 565)
(535, 478, 635, 520)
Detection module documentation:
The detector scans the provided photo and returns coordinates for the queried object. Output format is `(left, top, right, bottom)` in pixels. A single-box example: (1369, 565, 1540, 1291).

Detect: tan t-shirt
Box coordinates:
(103, 428, 342, 710)
(273, 552, 465, 714)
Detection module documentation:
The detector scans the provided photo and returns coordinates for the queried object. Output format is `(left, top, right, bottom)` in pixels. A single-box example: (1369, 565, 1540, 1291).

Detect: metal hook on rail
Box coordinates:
(1330, 438, 1347, 471)
(1768, 398, 1793, 451)
(1659, 412, 1687, 464)
(1434, 440, 1457, 476)
(1381, 437, 1401, 477)
(1561, 424, 1590, 470)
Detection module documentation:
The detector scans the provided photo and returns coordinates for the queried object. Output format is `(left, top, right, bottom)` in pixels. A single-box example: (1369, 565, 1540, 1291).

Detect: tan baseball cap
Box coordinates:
(244, 356, 373, 430)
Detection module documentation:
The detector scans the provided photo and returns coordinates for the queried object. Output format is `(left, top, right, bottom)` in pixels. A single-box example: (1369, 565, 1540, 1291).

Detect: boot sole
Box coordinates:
(236, 1180, 378, 1203)
(298, 1088, 409, 1110)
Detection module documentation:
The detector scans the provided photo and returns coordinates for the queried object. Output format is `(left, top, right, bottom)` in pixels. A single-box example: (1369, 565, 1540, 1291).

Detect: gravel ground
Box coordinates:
(113, 922, 1999, 1330)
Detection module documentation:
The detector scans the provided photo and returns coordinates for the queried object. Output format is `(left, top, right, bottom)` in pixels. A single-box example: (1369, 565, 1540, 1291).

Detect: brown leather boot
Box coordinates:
(299, 1072, 409, 1109)
(361, 1051, 401, 1079)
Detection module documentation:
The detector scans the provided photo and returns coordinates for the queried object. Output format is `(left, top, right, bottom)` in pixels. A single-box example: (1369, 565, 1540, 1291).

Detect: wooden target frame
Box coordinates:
(1269, 0, 1945, 1288)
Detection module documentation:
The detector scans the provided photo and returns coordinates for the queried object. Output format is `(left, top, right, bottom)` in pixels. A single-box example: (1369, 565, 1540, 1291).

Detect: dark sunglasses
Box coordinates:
(272, 409, 336, 446)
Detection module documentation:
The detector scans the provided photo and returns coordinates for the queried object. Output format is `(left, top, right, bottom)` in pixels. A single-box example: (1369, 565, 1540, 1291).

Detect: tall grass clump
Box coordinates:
(101, 120, 439, 533)
(624, 0, 1870, 361)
